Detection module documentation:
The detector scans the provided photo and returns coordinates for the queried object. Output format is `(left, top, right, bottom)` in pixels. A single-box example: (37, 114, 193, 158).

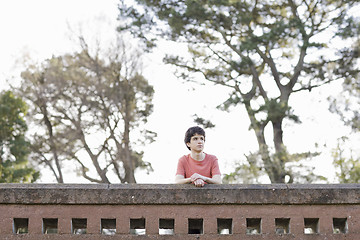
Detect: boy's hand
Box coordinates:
(193, 178, 205, 187)
(191, 173, 207, 187)
(190, 173, 204, 182)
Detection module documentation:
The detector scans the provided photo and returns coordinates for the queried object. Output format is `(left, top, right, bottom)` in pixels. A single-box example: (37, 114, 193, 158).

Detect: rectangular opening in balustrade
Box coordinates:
(275, 218, 290, 234)
(43, 218, 58, 234)
(101, 219, 116, 235)
(217, 218, 232, 234)
(130, 218, 146, 235)
(188, 218, 203, 234)
(333, 218, 348, 234)
(304, 218, 319, 234)
(13, 218, 28, 234)
(159, 218, 175, 235)
(246, 218, 261, 235)
(72, 218, 87, 234)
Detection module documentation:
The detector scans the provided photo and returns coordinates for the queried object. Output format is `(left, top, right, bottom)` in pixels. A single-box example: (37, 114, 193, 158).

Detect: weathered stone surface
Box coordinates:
(0, 183, 359, 205)
(1, 184, 360, 239)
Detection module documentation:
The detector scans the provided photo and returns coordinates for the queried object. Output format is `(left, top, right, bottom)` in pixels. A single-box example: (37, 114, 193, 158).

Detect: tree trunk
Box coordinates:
(122, 79, 136, 184)
(244, 101, 286, 183)
(78, 129, 110, 184)
(40, 104, 64, 183)
(271, 119, 288, 183)
(123, 114, 136, 183)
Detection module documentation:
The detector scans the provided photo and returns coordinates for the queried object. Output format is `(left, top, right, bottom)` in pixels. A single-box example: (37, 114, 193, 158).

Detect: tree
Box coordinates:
(0, 91, 39, 183)
(18, 36, 155, 183)
(119, 0, 360, 183)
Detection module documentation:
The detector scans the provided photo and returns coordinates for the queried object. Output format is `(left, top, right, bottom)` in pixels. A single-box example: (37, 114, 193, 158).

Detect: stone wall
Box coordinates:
(0, 184, 359, 239)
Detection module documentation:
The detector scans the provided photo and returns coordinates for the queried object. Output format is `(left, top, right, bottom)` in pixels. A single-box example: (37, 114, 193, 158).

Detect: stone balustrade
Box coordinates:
(0, 183, 360, 239)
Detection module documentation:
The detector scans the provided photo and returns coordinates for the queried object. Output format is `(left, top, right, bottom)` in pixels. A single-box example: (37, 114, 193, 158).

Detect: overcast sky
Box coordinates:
(0, 0, 357, 184)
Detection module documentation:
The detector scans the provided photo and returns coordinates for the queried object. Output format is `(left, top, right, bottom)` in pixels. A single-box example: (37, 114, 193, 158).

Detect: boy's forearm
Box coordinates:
(175, 176, 192, 184)
(204, 175, 222, 184)
(175, 174, 222, 185)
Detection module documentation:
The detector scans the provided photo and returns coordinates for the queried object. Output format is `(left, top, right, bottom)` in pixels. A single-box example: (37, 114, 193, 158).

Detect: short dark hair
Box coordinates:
(184, 126, 206, 150)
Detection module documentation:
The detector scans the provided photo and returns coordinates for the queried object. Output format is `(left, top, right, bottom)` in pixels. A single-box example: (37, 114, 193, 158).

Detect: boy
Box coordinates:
(175, 126, 222, 187)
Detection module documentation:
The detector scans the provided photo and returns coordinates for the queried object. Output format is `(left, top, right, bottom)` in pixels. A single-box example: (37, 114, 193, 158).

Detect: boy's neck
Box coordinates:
(190, 151, 205, 161)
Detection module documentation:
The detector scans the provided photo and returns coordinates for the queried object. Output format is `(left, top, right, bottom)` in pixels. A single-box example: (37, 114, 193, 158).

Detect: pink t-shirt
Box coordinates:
(176, 153, 221, 178)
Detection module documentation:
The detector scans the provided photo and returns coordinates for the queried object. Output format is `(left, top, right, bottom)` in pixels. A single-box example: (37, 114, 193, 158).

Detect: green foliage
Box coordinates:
(222, 152, 265, 184)
(193, 114, 215, 129)
(330, 44, 360, 182)
(0, 91, 39, 183)
(332, 137, 360, 183)
(223, 150, 325, 184)
(256, 99, 301, 124)
(329, 38, 360, 132)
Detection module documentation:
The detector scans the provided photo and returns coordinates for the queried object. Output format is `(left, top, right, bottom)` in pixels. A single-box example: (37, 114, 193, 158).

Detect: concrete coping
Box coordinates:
(0, 183, 359, 205)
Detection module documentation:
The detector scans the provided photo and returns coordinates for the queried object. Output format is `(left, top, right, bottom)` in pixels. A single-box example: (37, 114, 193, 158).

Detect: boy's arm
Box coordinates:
(204, 174, 222, 184)
(190, 173, 222, 184)
(175, 174, 192, 184)
(175, 174, 206, 187)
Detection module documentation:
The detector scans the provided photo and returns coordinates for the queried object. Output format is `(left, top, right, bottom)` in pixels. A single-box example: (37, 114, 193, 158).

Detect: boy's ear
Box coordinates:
(186, 142, 191, 148)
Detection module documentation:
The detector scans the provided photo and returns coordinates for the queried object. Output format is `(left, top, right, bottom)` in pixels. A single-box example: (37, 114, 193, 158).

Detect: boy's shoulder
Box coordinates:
(205, 153, 218, 160)
(179, 154, 190, 161)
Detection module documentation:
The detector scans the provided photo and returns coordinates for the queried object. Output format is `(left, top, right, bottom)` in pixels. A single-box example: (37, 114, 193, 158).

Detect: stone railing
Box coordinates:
(0, 184, 360, 239)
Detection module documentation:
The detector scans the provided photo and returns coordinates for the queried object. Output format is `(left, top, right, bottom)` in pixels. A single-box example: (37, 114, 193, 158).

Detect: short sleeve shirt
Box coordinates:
(176, 153, 221, 178)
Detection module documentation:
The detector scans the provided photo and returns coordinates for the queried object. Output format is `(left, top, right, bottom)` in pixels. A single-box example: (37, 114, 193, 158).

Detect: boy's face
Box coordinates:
(186, 133, 205, 152)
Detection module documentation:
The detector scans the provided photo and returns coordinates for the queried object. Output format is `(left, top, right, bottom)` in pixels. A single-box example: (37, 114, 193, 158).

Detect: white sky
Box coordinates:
(0, 0, 357, 184)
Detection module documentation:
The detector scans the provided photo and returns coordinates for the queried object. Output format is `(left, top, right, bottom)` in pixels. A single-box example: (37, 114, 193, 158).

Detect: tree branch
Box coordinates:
(292, 77, 340, 93)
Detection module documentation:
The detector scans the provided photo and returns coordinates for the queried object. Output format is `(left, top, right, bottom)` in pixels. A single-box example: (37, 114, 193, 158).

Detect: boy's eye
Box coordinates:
(192, 136, 204, 141)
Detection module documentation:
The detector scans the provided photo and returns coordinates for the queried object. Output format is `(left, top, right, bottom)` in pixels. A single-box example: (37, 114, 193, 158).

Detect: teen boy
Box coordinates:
(175, 126, 222, 187)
